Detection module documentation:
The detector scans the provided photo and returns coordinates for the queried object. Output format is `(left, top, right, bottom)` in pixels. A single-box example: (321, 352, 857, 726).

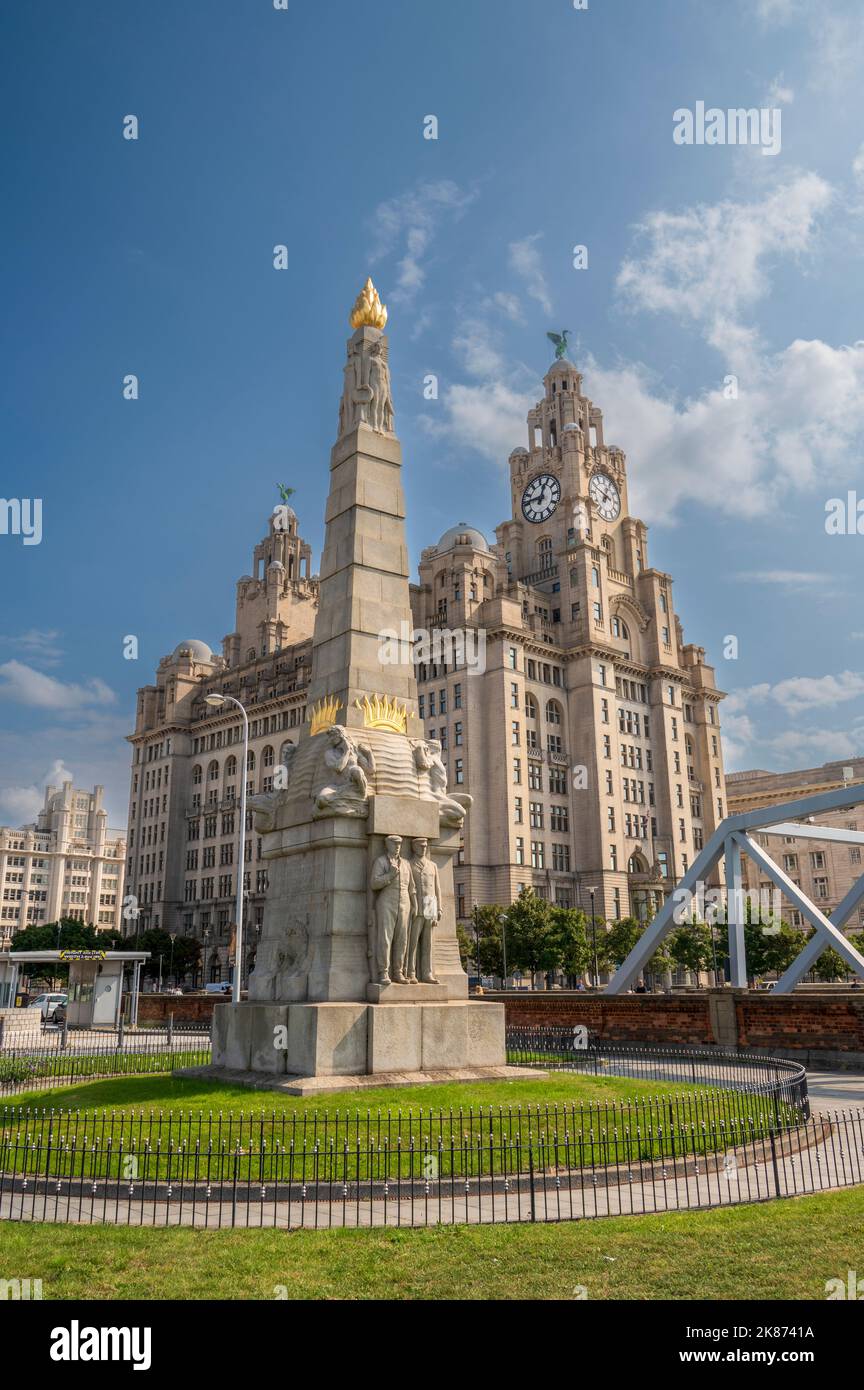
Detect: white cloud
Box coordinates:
(452, 320, 508, 380)
(420, 379, 536, 464)
(766, 74, 794, 105)
(489, 291, 525, 323)
(733, 570, 842, 597)
(0, 661, 115, 711)
(616, 173, 832, 361)
(726, 672, 864, 715)
(0, 629, 63, 668)
(370, 180, 476, 305)
(0, 759, 75, 827)
(508, 234, 553, 316)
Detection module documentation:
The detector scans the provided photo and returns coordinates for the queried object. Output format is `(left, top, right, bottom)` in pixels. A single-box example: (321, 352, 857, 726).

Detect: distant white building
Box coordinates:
(0, 782, 126, 943)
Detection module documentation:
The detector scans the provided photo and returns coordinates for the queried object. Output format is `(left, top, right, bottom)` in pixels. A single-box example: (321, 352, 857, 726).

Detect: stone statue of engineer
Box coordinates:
(369, 835, 417, 986)
(407, 838, 441, 984)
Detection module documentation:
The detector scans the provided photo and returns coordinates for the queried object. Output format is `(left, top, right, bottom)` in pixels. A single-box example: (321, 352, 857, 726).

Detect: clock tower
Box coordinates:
(497, 356, 634, 605)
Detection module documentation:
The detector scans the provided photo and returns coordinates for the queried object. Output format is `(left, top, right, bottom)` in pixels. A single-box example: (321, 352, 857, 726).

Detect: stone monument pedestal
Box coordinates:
(209, 995, 506, 1086)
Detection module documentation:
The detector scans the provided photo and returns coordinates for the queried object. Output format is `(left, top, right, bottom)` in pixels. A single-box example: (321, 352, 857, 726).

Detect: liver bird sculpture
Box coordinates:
(546, 330, 572, 361)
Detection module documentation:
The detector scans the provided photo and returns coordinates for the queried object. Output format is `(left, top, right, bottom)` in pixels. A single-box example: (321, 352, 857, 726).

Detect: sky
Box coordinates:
(1, 0, 863, 827)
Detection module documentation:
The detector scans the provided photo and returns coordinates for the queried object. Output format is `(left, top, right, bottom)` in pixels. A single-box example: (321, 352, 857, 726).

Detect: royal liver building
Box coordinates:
(410, 353, 726, 925)
(125, 346, 725, 980)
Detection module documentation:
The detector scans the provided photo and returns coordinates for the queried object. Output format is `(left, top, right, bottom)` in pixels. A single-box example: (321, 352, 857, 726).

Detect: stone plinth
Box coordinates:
(366, 982, 448, 1003)
(211, 999, 506, 1081)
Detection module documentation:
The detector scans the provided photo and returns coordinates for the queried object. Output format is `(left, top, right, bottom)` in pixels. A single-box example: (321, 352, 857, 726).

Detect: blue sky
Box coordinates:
(2, 0, 864, 825)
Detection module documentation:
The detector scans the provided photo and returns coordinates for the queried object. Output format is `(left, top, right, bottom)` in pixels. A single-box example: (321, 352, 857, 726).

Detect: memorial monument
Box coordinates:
(207, 279, 507, 1091)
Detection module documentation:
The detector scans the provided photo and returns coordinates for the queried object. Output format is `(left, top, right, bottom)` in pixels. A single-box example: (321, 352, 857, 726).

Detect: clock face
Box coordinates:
(521, 473, 561, 523)
(589, 471, 621, 521)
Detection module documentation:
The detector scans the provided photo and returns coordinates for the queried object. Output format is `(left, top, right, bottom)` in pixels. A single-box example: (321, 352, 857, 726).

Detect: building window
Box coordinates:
(515, 837, 525, 866)
(514, 797, 523, 824)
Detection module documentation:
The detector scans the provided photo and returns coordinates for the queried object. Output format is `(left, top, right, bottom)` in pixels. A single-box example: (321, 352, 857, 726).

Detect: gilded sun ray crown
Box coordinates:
(309, 696, 343, 737)
(354, 693, 407, 735)
(349, 277, 388, 330)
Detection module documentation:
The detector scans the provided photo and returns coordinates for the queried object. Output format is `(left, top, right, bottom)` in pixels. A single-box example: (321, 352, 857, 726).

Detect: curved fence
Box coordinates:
(506, 1028, 809, 1121)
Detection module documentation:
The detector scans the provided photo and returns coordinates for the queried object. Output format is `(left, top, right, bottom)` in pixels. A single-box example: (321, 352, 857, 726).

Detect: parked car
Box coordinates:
(204, 981, 232, 995)
(28, 992, 68, 1022)
(52, 1000, 67, 1026)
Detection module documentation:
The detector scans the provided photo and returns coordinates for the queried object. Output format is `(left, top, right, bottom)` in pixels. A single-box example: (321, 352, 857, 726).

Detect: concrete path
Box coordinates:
(806, 1070, 864, 1111)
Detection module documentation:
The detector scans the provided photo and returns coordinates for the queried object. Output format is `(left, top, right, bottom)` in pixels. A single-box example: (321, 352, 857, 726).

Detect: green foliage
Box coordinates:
(551, 906, 590, 980)
(504, 889, 560, 976)
(470, 904, 507, 976)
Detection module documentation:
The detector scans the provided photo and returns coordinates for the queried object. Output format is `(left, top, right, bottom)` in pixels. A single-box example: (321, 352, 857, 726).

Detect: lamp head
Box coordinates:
(205, 694, 226, 708)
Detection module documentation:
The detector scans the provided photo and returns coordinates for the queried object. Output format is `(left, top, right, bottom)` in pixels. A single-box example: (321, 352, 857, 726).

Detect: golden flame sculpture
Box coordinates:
(309, 696, 343, 736)
(349, 277, 388, 330)
(354, 693, 407, 735)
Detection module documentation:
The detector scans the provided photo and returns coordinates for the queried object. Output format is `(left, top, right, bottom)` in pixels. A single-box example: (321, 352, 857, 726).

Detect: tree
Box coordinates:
(669, 920, 714, 977)
(504, 890, 560, 980)
(551, 907, 590, 984)
(598, 917, 642, 973)
(455, 923, 474, 973)
(137, 929, 175, 981)
(470, 904, 506, 977)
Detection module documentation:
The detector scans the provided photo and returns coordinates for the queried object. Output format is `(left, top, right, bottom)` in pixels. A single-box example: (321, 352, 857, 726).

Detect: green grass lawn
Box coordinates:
(2, 1188, 862, 1300)
(1, 1072, 799, 1183)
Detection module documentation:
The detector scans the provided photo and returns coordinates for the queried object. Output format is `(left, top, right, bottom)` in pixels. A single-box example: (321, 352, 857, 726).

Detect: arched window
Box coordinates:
(611, 616, 630, 640)
(525, 694, 538, 721)
(207, 760, 219, 782)
(262, 745, 274, 768)
(191, 765, 202, 785)
(546, 700, 562, 725)
(246, 648, 256, 663)
(628, 853, 648, 875)
(225, 755, 237, 778)
(246, 750, 256, 770)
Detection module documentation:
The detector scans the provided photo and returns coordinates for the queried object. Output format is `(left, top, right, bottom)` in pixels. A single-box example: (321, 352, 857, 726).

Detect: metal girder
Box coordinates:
(733, 831, 864, 988)
(761, 821, 864, 845)
(773, 871, 864, 992)
(605, 779, 864, 995)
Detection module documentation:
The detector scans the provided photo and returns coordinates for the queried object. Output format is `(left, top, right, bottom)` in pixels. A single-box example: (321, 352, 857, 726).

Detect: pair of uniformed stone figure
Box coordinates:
(369, 836, 441, 986)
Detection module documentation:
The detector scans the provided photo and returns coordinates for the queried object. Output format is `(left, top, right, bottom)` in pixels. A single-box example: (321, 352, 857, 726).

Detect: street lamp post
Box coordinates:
(205, 692, 249, 1005)
(501, 913, 508, 990)
(589, 888, 598, 989)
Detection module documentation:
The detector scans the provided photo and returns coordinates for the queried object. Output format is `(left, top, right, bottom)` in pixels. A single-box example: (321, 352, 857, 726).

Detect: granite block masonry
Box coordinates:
(208, 279, 506, 1086)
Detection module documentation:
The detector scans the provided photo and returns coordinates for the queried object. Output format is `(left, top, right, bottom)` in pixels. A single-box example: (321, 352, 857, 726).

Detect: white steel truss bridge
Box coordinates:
(605, 781, 864, 995)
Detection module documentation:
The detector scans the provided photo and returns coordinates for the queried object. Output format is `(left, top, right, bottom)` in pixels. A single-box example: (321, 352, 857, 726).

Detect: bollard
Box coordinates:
(168, 1013, 174, 1049)
(117, 1014, 125, 1052)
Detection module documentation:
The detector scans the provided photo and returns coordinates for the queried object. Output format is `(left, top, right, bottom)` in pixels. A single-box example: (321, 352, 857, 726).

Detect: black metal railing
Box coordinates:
(506, 1029, 810, 1120)
(0, 1024, 211, 1095)
(0, 1107, 859, 1229)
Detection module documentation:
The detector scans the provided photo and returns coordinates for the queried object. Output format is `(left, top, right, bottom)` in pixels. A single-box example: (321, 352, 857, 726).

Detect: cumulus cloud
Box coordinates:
(0, 661, 115, 710)
(616, 173, 832, 361)
(0, 759, 75, 827)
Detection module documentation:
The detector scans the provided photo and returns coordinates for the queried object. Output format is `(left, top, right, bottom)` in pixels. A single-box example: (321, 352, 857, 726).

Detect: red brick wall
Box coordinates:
(493, 992, 714, 1045)
(492, 990, 864, 1053)
(137, 995, 216, 1024)
(735, 995, 864, 1052)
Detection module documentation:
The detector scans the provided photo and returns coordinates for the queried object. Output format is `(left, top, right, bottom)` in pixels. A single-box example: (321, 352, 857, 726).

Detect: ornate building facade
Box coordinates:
(410, 357, 726, 923)
(0, 782, 126, 943)
(124, 351, 726, 978)
(728, 759, 864, 935)
(124, 509, 317, 979)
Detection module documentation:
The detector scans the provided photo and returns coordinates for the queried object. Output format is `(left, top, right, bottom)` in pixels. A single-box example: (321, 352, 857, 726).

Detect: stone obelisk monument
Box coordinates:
(209, 280, 506, 1091)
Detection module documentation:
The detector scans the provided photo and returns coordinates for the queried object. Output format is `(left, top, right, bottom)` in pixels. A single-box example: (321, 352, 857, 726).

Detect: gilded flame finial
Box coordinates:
(354, 693, 407, 735)
(349, 277, 388, 330)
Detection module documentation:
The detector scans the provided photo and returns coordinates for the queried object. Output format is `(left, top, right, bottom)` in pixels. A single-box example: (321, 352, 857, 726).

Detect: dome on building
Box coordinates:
(510, 446, 529, 456)
(268, 559, 285, 570)
(172, 639, 213, 662)
(436, 522, 491, 553)
(563, 421, 582, 432)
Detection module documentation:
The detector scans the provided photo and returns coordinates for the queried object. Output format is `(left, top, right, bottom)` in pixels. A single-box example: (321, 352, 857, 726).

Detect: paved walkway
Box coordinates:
(806, 1070, 864, 1111)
